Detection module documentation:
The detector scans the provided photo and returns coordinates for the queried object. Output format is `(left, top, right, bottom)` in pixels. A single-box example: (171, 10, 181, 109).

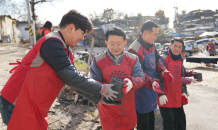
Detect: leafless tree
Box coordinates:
(0, 0, 21, 18)
(101, 8, 115, 24)
(29, 0, 62, 21)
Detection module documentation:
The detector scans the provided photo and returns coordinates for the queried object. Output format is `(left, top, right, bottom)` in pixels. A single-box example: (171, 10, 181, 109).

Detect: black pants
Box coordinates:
(136, 110, 155, 130)
(159, 106, 186, 130)
(210, 54, 214, 56)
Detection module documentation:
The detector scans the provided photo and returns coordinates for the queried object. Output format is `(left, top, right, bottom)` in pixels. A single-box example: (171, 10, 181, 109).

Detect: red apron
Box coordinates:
(158, 52, 182, 108)
(97, 54, 136, 130)
(7, 32, 68, 130)
(7, 65, 65, 130)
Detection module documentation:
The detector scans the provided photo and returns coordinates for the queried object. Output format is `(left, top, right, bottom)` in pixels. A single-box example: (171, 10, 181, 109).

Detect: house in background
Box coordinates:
(16, 21, 29, 40)
(174, 10, 218, 37)
(100, 24, 116, 34)
(53, 26, 59, 32)
(0, 15, 21, 43)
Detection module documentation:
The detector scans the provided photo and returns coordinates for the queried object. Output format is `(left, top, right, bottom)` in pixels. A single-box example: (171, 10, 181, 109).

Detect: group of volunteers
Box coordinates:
(0, 9, 201, 130)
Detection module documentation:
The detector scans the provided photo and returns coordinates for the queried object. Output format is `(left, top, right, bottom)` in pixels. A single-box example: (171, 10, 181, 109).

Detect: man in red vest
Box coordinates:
(158, 37, 187, 130)
(128, 21, 173, 130)
(207, 39, 216, 56)
(0, 10, 119, 130)
(90, 28, 163, 130)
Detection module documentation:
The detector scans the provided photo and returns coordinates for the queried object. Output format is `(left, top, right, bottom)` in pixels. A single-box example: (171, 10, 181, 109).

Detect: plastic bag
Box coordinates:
(203, 50, 210, 56)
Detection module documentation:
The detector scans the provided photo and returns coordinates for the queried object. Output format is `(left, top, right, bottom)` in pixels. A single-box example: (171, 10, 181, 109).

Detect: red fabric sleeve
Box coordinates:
(156, 61, 167, 78)
(143, 72, 159, 90)
(127, 76, 145, 91)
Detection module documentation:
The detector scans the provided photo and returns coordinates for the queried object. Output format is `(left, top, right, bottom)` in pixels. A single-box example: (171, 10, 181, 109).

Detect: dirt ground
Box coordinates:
(0, 43, 218, 130)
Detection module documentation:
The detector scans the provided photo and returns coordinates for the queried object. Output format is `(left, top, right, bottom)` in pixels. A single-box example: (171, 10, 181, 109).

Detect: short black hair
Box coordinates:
(60, 10, 93, 34)
(43, 21, 52, 30)
(171, 37, 184, 46)
(105, 27, 126, 41)
(141, 20, 159, 33)
(181, 45, 186, 52)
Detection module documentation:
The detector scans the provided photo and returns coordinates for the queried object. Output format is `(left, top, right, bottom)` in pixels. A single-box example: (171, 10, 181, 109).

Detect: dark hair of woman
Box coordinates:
(43, 21, 53, 30)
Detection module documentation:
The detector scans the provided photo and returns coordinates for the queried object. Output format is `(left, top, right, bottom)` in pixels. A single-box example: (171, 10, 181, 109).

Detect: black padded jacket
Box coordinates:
(40, 31, 101, 104)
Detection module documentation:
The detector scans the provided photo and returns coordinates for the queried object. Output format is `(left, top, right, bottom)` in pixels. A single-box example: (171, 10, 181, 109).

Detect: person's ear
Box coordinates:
(105, 41, 108, 46)
(169, 44, 171, 48)
(67, 24, 72, 32)
(124, 40, 127, 45)
(68, 24, 75, 32)
(142, 31, 147, 38)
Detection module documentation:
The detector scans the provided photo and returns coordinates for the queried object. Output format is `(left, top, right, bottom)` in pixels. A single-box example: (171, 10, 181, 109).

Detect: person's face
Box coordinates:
(181, 51, 186, 59)
(106, 35, 126, 56)
(67, 24, 85, 47)
(208, 41, 212, 44)
(170, 41, 183, 56)
(142, 27, 158, 44)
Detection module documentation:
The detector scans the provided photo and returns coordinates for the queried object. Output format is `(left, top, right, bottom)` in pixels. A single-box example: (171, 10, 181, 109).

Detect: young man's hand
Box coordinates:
(100, 84, 118, 101)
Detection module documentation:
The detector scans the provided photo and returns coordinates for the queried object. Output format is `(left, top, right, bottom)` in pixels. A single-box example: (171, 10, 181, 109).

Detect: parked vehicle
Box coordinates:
(184, 42, 194, 56)
(154, 43, 163, 52)
(162, 43, 170, 52)
(184, 40, 198, 50)
(209, 38, 218, 45)
(196, 38, 218, 52)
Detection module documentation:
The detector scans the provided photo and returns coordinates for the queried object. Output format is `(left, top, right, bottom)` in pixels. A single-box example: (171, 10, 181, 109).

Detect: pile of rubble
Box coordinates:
(47, 85, 102, 130)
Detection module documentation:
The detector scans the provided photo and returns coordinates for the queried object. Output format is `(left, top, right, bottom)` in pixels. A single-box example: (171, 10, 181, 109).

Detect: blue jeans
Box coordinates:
(0, 97, 14, 125)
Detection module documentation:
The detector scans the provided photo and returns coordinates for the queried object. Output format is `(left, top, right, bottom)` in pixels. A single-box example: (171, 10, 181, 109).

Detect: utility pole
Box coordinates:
(174, 4, 179, 33)
(33, 20, 36, 44)
(25, 0, 34, 47)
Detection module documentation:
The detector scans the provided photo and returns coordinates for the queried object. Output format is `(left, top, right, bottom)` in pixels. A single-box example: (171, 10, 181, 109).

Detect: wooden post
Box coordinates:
(85, 35, 96, 76)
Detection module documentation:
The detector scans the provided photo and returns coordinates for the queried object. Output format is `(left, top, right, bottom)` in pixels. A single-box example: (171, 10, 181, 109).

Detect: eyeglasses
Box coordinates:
(108, 43, 123, 47)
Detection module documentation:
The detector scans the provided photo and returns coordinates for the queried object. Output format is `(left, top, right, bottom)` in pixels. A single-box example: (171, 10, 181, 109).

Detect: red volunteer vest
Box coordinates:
(5, 32, 72, 130)
(157, 51, 182, 108)
(95, 51, 137, 130)
(207, 44, 214, 51)
(1, 32, 73, 105)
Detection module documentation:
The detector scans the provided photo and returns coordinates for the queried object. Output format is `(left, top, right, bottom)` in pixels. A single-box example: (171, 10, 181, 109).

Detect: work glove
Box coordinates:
(192, 78, 201, 83)
(162, 71, 174, 83)
(143, 72, 160, 91)
(122, 78, 133, 94)
(99, 97, 122, 105)
(124, 76, 145, 91)
(152, 81, 164, 94)
(100, 84, 118, 101)
(156, 61, 173, 83)
(182, 93, 188, 105)
(159, 95, 168, 106)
